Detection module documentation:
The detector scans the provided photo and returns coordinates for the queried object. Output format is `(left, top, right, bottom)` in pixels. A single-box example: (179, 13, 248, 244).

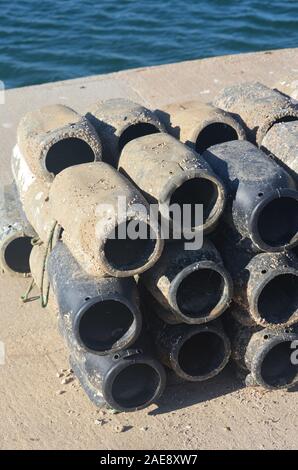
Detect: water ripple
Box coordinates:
(0, 0, 297, 88)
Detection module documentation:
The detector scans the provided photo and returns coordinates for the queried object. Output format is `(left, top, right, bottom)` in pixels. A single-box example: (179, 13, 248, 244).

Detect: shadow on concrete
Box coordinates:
(151, 363, 243, 415)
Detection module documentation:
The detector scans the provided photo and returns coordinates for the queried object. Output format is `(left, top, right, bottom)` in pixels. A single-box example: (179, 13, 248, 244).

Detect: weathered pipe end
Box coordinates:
(141, 240, 233, 324)
(226, 314, 298, 390)
(0, 183, 36, 276)
(69, 342, 166, 412)
(246, 328, 298, 390)
(247, 252, 298, 328)
(49, 162, 164, 278)
(17, 104, 102, 182)
(102, 353, 166, 411)
(214, 81, 298, 146)
(213, 227, 298, 328)
(203, 140, 298, 252)
(142, 291, 231, 381)
(47, 242, 143, 355)
(102, 217, 163, 278)
(86, 98, 165, 167)
(158, 101, 246, 153)
(118, 132, 226, 236)
(169, 260, 233, 324)
(169, 324, 231, 382)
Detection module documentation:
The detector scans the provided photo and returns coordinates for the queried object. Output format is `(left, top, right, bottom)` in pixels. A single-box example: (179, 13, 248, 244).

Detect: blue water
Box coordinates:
(1, 0, 298, 89)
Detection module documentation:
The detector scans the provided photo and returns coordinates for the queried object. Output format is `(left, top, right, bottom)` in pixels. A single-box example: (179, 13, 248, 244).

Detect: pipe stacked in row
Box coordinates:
(1, 83, 298, 412)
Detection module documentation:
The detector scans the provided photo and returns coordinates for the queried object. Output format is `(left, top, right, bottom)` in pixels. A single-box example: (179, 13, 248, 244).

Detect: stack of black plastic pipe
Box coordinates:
(1, 83, 298, 412)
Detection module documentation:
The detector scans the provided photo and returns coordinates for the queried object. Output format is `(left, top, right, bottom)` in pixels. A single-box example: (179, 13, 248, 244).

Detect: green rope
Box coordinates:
(40, 221, 58, 308)
(20, 278, 37, 303)
(31, 237, 43, 247)
(20, 222, 59, 308)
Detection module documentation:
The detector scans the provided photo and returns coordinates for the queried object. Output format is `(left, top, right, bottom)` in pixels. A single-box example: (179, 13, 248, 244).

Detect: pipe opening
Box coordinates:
(4, 236, 32, 273)
(257, 273, 298, 324)
(118, 123, 160, 153)
(178, 331, 226, 377)
(104, 221, 157, 272)
(169, 177, 219, 227)
(195, 123, 238, 154)
(45, 137, 95, 175)
(257, 197, 298, 248)
(261, 341, 298, 387)
(111, 363, 160, 409)
(79, 300, 134, 352)
(176, 268, 225, 318)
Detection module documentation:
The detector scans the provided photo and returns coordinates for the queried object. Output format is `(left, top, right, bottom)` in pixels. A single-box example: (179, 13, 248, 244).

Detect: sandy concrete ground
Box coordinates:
(0, 49, 298, 450)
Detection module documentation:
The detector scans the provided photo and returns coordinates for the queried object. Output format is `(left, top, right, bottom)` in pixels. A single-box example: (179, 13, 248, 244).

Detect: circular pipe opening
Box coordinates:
(178, 331, 226, 378)
(195, 123, 238, 154)
(45, 137, 95, 175)
(261, 341, 298, 388)
(176, 268, 225, 318)
(257, 273, 298, 325)
(4, 236, 32, 273)
(104, 221, 157, 272)
(118, 123, 160, 153)
(257, 197, 298, 248)
(78, 300, 134, 352)
(169, 177, 219, 227)
(111, 363, 161, 409)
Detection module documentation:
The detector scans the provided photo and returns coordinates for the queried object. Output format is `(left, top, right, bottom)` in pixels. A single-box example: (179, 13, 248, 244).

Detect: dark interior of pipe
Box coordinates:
(261, 341, 298, 387)
(118, 123, 160, 153)
(257, 197, 298, 248)
(79, 300, 134, 352)
(195, 122, 238, 154)
(45, 137, 95, 175)
(111, 363, 160, 408)
(178, 331, 226, 377)
(169, 177, 219, 227)
(176, 268, 224, 317)
(104, 221, 156, 271)
(257, 273, 298, 324)
(4, 236, 32, 273)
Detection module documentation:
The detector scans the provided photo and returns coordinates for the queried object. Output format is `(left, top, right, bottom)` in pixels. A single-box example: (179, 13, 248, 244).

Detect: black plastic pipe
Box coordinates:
(47, 242, 142, 355)
(141, 240, 233, 324)
(225, 313, 298, 390)
(68, 333, 166, 412)
(203, 140, 298, 252)
(0, 183, 36, 276)
(141, 286, 231, 381)
(212, 223, 298, 328)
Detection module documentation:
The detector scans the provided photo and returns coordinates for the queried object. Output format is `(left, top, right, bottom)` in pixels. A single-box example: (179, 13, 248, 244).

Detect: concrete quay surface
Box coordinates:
(0, 49, 298, 450)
